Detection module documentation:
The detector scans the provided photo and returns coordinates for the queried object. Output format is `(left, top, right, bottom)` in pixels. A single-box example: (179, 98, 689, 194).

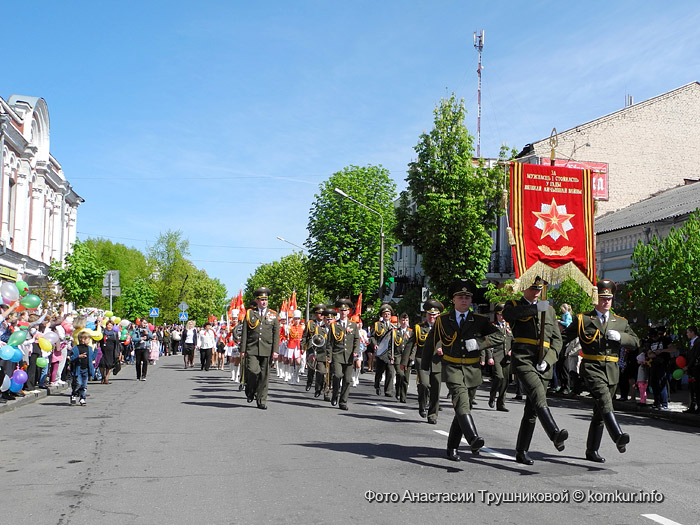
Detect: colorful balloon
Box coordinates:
(120, 319, 130, 328)
(15, 280, 29, 297)
(9, 380, 22, 393)
(12, 369, 28, 384)
(43, 331, 60, 345)
(7, 330, 27, 346)
(672, 368, 684, 381)
(36, 357, 49, 368)
(113, 316, 121, 325)
(10, 347, 23, 362)
(38, 338, 53, 352)
(676, 356, 687, 368)
(104, 310, 113, 318)
(61, 321, 74, 334)
(19, 294, 41, 310)
(0, 345, 15, 360)
(0, 281, 20, 304)
(0, 374, 10, 391)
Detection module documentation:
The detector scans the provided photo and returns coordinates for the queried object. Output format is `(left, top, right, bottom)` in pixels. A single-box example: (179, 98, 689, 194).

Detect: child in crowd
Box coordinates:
(70, 331, 96, 406)
(636, 350, 650, 406)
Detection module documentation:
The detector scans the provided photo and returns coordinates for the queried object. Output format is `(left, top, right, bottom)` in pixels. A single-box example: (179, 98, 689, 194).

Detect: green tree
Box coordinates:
(185, 269, 228, 326)
(548, 278, 594, 316)
(483, 279, 522, 306)
(629, 210, 700, 333)
(244, 252, 328, 315)
(148, 230, 192, 322)
(48, 239, 106, 307)
(306, 165, 396, 299)
(120, 277, 157, 320)
(395, 93, 506, 295)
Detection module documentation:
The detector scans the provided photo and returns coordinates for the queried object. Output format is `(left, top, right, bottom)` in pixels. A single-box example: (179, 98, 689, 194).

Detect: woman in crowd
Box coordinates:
(181, 320, 198, 369)
(353, 317, 368, 386)
(170, 325, 181, 355)
(99, 320, 120, 384)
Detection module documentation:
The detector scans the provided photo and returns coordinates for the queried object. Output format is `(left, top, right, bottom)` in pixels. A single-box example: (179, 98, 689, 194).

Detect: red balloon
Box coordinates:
(676, 356, 687, 368)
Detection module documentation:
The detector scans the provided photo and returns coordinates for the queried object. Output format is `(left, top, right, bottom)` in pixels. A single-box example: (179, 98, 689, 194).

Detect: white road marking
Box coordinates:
(641, 514, 683, 525)
(370, 403, 405, 415)
(433, 430, 516, 460)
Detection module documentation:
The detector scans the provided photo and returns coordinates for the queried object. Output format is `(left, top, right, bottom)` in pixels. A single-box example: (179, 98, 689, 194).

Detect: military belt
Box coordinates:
(442, 355, 480, 365)
(514, 337, 550, 348)
(581, 353, 619, 362)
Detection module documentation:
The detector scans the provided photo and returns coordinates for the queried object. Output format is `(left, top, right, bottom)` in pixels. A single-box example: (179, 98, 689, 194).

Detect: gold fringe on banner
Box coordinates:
(514, 261, 596, 299)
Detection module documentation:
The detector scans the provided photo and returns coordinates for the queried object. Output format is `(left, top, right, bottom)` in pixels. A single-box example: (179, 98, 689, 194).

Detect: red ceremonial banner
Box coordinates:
(510, 163, 596, 287)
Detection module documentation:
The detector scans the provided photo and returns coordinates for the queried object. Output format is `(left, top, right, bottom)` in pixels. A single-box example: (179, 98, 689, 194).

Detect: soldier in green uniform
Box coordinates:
(240, 287, 280, 410)
(394, 313, 413, 403)
(502, 277, 568, 465)
(487, 304, 513, 412)
(400, 299, 444, 419)
(421, 279, 503, 461)
(301, 303, 327, 392)
(371, 304, 397, 397)
(562, 279, 639, 462)
(327, 298, 360, 410)
(313, 307, 334, 401)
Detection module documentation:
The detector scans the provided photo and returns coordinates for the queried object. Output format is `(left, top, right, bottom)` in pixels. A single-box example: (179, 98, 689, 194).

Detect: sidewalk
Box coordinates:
(0, 382, 70, 415)
(610, 387, 700, 428)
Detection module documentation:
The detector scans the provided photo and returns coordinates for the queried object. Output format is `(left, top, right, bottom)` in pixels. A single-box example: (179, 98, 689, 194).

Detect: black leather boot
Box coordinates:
(331, 377, 339, 406)
(456, 413, 484, 454)
(537, 406, 568, 451)
(603, 412, 629, 453)
(515, 419, 536, 465)
(585, 422, 605, 463)
(446, 417, 462, 462)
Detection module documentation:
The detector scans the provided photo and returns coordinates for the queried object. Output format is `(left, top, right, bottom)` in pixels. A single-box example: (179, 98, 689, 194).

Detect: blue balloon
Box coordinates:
(9, 380, 22, 393)
(86, 322, 97, 330)
(0, 345, 15, 361)
(10, 347, 23, 362)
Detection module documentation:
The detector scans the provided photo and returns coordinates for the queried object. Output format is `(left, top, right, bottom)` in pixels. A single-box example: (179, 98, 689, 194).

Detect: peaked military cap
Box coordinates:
(494, 303, 505, 314)
(423, 299, 444, 314)
(312, 303, 326, 314)
(449, 278, 476, 297)
(335, 298, 353, 311)
(379, 303, 394, 315)
(597, 279, 616, 298)
(254, 287, 271, 299)
(324, 306, 337, 318)
(528, 276, 546, 290)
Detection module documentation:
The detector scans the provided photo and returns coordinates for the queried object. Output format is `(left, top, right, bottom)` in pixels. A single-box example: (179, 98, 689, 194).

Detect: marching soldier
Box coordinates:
(487, 304, 513, 412)
(421, 279, 503, 461)
(327, 299, 360, 410)
(394, 313, 414, 403)
(240, 287, 280, 410)
(502, 277, 568, 465)
(371, 304, 397, 397)
(401, 299, 444, 420)
(562, 279, 639, 462)
(301, 304, 327, 392)
(313, 307, 335, 401)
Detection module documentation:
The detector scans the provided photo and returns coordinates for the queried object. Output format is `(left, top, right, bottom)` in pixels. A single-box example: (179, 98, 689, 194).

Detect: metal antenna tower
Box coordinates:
(473, 29, 485, 158)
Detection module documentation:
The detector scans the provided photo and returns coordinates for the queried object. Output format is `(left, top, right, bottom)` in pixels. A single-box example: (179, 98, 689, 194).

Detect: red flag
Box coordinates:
(509, 163, 596, 291)
(289, 291, 297, 312)
(236, 290, 243, 310)
(354, 292, 363, 318)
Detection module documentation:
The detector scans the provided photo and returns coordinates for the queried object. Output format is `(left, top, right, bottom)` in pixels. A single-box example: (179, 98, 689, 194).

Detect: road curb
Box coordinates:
(0, 382, 69, 415)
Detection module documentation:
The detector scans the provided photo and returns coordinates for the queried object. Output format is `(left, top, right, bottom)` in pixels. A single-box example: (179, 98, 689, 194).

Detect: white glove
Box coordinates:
(465, 339, 479, 351)
(536, 300, 549, 313)
(606, 330, 621, 342)
(536, 361, 548, 372)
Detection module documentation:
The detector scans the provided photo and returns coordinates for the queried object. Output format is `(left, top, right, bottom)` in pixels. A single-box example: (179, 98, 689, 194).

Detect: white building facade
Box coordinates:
(0, 95, 82, 286)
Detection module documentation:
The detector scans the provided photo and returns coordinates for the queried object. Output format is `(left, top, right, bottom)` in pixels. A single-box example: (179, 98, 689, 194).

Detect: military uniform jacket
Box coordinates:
(502, 298, 562, 380)
(311, 324, 330, 361)
(405, 322, 442, 372)
(400, 325, 421, 367)
(487, 321, 513, 366)
(326, 321, 360, 365)
(393, 326, 414, 367)
(301, 319, 320, 354)
(562, 310, 639, 386)
(240, 308, 280, 357)
(420, 310, 503, 387)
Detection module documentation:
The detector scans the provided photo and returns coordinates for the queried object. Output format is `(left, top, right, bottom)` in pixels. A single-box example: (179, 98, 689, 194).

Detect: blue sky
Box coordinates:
(3, 1, 699, 298)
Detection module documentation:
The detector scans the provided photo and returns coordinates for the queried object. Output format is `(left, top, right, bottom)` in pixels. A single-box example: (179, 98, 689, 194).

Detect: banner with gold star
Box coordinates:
(509, 162, 596, 292)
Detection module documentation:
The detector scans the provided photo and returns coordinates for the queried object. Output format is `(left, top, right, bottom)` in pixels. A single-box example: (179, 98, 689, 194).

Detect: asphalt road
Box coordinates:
(1, 356, 698, 525)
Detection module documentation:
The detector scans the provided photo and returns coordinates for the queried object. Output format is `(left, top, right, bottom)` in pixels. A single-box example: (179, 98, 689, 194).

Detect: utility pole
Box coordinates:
(473, 29, 485, 158)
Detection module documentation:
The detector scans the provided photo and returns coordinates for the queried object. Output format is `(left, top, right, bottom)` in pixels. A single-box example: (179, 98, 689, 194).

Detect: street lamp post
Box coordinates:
(276, 236, 311, 322)
(333, 188, 384, 299)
